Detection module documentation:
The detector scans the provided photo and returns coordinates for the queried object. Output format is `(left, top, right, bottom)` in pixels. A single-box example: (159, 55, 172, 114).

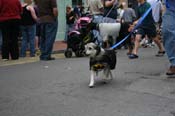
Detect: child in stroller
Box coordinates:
(65, 16, 96, 58)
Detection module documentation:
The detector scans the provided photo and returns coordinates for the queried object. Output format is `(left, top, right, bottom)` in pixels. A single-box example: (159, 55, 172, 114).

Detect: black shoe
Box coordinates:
(128, 54, 139, 59)
(156, 51, 165, 57)
(40, 57, 55, 61)
(48, 57, 55, 60)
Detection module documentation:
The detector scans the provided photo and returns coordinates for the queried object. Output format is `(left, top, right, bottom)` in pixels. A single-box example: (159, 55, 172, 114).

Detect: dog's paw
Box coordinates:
(102, 81, 107, 84)
(89, 85, 94, 88)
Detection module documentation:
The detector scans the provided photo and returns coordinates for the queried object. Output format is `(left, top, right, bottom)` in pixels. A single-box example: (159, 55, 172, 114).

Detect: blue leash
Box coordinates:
(111, 1, 158, 49)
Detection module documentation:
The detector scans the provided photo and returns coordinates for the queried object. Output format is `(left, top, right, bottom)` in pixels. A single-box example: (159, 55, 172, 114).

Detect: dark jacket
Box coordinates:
(90, 49, 117, 70)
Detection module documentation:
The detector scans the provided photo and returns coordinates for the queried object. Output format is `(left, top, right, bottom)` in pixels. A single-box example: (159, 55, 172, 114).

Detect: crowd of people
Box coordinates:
(0, 0, 58, 61)
(0, 0, 175, 76)
(86, 0, 175, 76)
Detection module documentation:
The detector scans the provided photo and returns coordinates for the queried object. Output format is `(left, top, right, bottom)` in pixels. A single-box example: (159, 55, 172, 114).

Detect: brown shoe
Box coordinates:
(166, 66, 175, 75)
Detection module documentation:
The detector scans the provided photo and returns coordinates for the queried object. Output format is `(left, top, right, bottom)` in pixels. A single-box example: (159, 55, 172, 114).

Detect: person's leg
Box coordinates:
(126, 35, 133, 55)
(162, 10, 175, 75)
(65, 24, 74, 42)
(146, 25, 165, 56)
(35, 23, 41, 50)
(129, 28, 145, 59)
(92, 15, 103, 46)
(45, 21, 58, 58)
(40, 21, 58, 60)
(40, 23, 47, 60)
(20, 26, 28, 57)
(128, 33, 142, 59)
(132, 34, 142, 55)
(64, 24, 69, 42)
(1, 21, 10, 60)
(153, 35, 165, 56)
(10, 19, 19, 60)
(28, 25, 36, 57)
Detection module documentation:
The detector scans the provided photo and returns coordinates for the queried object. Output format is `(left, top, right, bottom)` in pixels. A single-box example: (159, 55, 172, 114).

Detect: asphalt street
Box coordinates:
(0, 47, 175, 116)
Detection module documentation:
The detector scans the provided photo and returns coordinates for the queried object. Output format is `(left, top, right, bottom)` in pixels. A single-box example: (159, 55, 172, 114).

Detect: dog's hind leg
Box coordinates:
(109, 70, 113, 80)
(89, 70, 96, 88)
(103, 68, 110, 79)
(103, 68, 113, 80)
(96, 71, 98, 77)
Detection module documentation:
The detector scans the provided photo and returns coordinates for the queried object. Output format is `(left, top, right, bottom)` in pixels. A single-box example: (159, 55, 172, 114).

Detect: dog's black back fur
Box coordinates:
(90, 49, 116, 70)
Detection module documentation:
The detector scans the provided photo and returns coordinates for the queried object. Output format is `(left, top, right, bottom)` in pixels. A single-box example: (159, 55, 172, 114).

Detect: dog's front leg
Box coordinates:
(89, 70, 96, 88)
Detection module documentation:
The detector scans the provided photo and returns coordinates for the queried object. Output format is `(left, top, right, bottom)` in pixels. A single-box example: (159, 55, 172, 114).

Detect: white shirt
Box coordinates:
(147, 0, 163, 23)
(88, 0, 103, 15)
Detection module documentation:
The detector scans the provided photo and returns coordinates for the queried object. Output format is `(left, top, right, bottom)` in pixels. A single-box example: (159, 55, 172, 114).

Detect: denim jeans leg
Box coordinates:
(40, 21, 58, 59)
(65, 24, 69, 42)
(93, 30, 102, 46)
(65, 24, 74, 42)
(92, 15, 103, 46)
(162, 10, 175, 66)
(40, 24, 47, 59)
(20, 26, 28, 57)
(45, 21, 58, 57)
(28, 25, 36, 56)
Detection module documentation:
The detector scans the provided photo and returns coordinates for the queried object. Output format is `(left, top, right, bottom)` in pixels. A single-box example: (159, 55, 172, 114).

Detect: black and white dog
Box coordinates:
(85, 42, 117, 88)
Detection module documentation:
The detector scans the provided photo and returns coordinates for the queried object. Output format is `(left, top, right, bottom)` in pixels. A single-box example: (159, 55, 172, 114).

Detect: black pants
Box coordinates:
(0, 19, 20, 59)
(116, 22, 132, 48)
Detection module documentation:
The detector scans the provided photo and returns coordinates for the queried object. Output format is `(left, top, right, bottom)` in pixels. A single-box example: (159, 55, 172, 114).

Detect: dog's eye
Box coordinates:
(88, 47, 92, 50)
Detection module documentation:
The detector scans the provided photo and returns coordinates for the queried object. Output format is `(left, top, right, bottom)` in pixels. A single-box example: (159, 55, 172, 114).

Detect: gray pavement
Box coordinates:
(0, 47, 175, 116)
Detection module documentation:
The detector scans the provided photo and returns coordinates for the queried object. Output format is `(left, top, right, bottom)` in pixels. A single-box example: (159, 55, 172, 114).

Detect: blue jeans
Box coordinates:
(0, 30, 2, 51)
(20, 25, 36, 57)
(162, 10, 175, 66)
(65, 24, 74, 42)
(40, 21, 58, 60)
(92, 15, 103, 46)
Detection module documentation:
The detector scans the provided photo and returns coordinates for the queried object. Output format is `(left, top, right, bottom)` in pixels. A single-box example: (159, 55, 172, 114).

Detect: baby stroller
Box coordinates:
(64, 16, 96, 58)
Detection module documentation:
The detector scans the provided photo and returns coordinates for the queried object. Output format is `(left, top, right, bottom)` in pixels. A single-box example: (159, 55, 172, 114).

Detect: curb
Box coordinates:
(52, 49, 65, 54)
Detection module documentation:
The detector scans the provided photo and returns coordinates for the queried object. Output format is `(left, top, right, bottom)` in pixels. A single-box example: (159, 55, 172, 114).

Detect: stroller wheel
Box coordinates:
(64, 49, 72, 58)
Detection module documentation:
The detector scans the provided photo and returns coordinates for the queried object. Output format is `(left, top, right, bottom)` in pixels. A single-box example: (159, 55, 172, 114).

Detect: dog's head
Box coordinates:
(85, 43, 101, 58)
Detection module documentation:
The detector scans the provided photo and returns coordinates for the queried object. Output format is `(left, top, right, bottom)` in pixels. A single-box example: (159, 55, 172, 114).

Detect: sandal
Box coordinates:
(156, 51, 165, 57)
(128, 54, 139, 59)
